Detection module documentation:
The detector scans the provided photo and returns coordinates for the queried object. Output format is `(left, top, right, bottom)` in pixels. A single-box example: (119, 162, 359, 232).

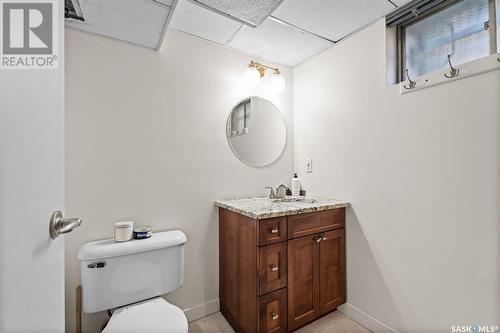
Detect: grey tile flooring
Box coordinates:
(188, 310, 372, 333)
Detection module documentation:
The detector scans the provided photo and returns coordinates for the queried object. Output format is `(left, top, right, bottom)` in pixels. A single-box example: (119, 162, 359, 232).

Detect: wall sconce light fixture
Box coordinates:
(245, 61, 285, 91)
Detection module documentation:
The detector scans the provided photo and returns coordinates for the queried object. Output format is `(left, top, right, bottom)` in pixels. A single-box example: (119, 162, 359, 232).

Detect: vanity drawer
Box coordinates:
(287, 209, 345, 239)
(258, 289, 287, 333)
(259, 216, 287, 246)
(258, 243, 287, 295)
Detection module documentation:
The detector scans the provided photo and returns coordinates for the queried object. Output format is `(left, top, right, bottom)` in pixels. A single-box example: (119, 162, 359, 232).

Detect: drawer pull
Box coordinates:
(270, 228, 279, 234)
(271, 313, 279, 320)
(271, 266, 279, 272)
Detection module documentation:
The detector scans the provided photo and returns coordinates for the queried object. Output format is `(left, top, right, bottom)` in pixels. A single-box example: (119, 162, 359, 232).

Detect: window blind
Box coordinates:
(386, 0, 461, 27)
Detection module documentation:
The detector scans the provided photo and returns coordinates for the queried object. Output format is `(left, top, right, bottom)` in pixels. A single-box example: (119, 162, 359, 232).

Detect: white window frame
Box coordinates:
(395, 0, 498, 83)
(386, 0, 500, 93)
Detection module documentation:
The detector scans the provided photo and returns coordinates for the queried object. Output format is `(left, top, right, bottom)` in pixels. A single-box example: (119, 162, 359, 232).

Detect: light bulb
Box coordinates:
(245, 66, 261, 86)
(271, 71, 285, 91)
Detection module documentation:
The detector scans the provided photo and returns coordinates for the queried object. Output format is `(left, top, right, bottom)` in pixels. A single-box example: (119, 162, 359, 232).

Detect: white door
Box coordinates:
(0, 1, 73, 332)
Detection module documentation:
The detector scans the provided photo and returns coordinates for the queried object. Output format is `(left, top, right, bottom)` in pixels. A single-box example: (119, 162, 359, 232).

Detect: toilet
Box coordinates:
(77, 230, 188, 332)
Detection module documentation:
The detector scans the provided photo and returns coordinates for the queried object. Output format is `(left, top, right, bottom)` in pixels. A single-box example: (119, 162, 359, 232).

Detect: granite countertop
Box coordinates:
(214, 197, 350, 219)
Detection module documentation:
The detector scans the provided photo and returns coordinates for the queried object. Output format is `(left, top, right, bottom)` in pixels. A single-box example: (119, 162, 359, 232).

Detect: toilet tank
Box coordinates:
(77, 230, 186, 313)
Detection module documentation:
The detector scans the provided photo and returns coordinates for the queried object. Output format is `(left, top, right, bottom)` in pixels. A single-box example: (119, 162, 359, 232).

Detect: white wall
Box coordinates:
(294, 19, 499, 332)
(65, 29, 293, 332)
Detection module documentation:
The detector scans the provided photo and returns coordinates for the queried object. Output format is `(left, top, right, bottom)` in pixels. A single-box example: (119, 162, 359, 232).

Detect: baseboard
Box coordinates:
(338, 303, 400, 333)
(183, 298, 220, 322)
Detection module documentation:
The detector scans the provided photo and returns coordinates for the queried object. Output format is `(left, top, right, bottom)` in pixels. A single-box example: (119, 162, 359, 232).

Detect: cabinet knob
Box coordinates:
(270, 228, 279, 234)
(271, 313, 279, 320)
(314, 233, 327, 243)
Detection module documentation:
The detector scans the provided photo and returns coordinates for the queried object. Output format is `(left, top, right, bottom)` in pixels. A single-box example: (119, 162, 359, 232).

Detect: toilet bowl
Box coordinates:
(102, 298, 187, 333)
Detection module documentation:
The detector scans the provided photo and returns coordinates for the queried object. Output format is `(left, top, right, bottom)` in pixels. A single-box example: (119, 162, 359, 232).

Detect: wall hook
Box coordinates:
(444, 54, 459, 78)
(403, 69, 416, 90)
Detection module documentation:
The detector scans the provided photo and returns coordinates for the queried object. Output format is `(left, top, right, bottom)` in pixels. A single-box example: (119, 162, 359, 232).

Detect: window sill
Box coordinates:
(399, 53, 500, 94)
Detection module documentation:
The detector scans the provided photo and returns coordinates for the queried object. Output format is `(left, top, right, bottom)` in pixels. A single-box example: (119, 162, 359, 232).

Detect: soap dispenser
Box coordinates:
(291, 173, 301, 196)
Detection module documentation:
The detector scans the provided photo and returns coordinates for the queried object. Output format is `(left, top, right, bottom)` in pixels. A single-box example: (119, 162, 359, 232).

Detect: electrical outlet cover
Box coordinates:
(306, 157, 312, 173)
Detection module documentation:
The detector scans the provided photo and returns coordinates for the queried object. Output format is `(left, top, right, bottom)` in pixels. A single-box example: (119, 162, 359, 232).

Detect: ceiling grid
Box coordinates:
(169, 0, 406, 66)
(65, 0, 411, 66)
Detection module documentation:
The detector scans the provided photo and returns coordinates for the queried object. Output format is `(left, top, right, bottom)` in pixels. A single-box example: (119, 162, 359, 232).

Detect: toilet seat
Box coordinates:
(102, 297, 188, 333)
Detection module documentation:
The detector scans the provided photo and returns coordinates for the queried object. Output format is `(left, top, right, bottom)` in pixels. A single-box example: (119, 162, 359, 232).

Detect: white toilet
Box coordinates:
(78, 230, 188, 332)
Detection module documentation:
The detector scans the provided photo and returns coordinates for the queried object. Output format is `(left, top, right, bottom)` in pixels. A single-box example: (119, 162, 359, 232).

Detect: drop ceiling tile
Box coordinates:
(272, 0, 395, 41)
(191, 0, 283, 27)
(65, 0, 172, 49)
(169, 0, 242, 44)
(227, 18, 332, 66)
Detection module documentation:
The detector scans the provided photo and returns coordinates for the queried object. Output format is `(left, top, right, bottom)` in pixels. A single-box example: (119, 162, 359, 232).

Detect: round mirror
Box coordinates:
(226, 97, 286, 167)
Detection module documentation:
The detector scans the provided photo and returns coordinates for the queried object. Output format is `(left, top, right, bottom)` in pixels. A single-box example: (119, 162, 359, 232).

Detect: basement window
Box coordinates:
(387, 0, 498, 83)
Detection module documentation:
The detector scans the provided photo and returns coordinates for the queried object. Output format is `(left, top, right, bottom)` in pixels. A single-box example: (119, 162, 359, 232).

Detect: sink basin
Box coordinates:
(271, 198, 317, 204)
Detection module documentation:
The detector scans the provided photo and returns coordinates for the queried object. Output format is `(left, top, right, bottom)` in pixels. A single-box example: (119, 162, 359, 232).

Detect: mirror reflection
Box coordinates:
(226, 97, 286, 167)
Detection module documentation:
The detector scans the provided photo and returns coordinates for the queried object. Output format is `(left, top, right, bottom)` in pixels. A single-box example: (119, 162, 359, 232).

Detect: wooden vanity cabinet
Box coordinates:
(219, 207, 346, 333)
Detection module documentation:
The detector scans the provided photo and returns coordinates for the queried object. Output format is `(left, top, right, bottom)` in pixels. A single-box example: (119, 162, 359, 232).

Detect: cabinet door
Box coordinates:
(287, 234, 321, 331)
(259, 217, 287, 246)
(287, 209, 344, 239)
(259, 243, 287, 295)
(319, 229, 346, 315)
(258, 289, 287, 333)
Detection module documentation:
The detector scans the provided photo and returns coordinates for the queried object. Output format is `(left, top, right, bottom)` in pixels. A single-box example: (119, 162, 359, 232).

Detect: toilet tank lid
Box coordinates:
(78, 230, 186, 261)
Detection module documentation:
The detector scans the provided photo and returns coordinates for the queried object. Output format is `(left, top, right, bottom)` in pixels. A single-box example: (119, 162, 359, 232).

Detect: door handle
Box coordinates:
(271, 313, 279, 320)
(50, 210, 82, 239)
(270, 228, 279, 234)
(314, 235, 322, 243)
(271, 265, 279, 272)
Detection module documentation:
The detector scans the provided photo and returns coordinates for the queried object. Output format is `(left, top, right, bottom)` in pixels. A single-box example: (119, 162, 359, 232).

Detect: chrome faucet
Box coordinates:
(265, 187, 277, 199)
(276, 184, 288, 198)
(265, 184, 289, 199)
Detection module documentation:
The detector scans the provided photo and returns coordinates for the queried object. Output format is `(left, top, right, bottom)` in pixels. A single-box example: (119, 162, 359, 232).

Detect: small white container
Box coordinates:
(291, 173, 301, 196)
(114, 221, 133, 242)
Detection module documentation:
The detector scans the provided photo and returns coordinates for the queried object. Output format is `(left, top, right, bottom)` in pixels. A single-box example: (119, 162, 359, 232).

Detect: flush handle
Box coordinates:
(50, 210, 82, 239)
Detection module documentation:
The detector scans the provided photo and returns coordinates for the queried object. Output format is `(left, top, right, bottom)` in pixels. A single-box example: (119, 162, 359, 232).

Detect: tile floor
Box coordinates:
(189, 310, 371, 333)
